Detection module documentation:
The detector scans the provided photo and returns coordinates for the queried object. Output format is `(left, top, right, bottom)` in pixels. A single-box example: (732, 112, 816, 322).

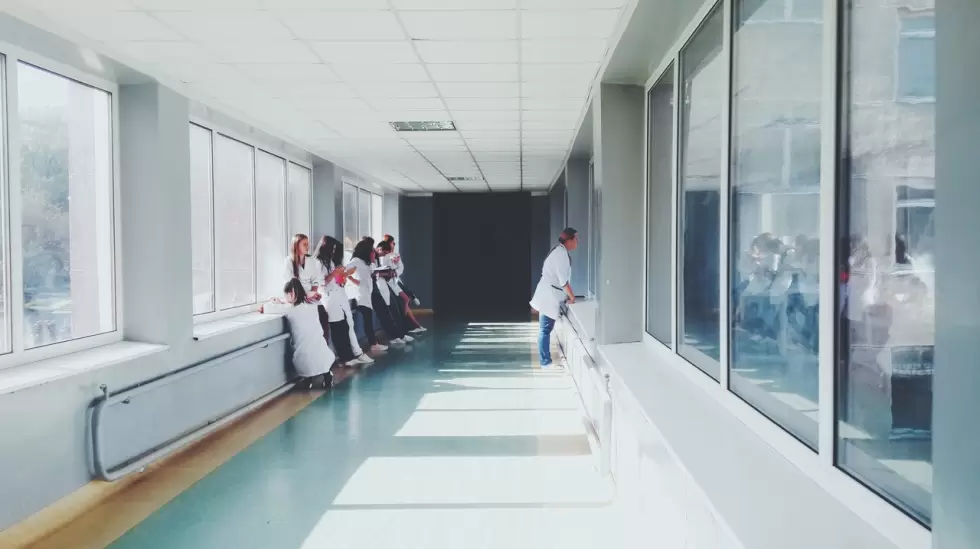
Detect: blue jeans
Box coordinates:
(538, 314, 557, 365)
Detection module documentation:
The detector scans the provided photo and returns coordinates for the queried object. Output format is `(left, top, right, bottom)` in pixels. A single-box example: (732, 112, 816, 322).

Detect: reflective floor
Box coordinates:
(106, 322, 617, 549)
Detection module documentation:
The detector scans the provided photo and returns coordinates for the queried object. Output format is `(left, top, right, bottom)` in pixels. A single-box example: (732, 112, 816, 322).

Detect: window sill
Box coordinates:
(192, 312, 283, 341)
(0, 341, 169, 396)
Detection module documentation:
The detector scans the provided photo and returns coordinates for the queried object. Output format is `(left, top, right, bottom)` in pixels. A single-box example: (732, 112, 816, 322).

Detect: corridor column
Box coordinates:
(592, 83, 645, 346)
(933, 0, 980, 546)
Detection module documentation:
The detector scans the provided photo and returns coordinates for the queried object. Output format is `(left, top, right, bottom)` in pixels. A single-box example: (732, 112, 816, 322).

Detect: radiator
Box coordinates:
(91, 334, 292, 481)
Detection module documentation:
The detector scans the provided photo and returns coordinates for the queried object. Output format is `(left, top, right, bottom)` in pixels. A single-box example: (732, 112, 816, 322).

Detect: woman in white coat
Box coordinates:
(382, 235, 425, 334)
(346, 239, 390, 353)
(530, 228, 578, 367)
(373, 240, 412, 344)
(313, 236, 373, 366)
(261, 278, 335, 390)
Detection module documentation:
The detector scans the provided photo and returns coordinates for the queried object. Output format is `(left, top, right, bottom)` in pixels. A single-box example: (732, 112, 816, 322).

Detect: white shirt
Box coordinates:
(346, 257, 374, 308)
(314, 260, 348, 321)
(374, 257, 394, 306)
(263, 301, 335, 378)
(530, 245, 572, 320)
(282, 256, 318, 292)
(386, 253, 405, 294)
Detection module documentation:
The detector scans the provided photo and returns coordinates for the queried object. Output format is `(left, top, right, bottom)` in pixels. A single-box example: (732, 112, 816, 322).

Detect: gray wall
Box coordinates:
(549, 173, 567, 244)
(312, 158, 340, 240)
(398, 196, 434, 309)
(934, 0, 980, 546)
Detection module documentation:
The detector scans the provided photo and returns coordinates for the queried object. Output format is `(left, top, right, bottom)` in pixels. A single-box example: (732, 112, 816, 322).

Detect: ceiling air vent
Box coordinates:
(389, 120, 457, 132)
(447, 176, 484, 182)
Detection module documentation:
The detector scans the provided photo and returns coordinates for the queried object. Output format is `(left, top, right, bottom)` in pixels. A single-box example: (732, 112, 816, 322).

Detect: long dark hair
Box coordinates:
(315, 236, 344, 269)
(352, 239, 374, 264)
(283, 278, 307, 307)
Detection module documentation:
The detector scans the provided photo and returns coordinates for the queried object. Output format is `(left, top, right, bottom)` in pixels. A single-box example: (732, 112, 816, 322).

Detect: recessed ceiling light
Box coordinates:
(389, 120, 457, 132)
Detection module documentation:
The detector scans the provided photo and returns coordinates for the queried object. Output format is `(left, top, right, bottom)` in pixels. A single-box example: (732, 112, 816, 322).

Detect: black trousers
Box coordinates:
(329, 315, 356, 362)
(371, 289, 404, 340)
(356, 303, 378, 346)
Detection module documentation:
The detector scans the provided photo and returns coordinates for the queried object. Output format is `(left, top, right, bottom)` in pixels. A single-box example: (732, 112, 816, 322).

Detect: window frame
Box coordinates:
(341, 179, 384, 255)
(286, 161, 313, 243)
(636, 0, 931, 545)
(894, 9, 936, 104)
(189, 116, 312, 325)
(0, 43, 124, 371)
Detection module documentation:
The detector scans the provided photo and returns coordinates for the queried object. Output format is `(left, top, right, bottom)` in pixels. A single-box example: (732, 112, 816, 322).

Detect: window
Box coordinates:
(342, 183, 358, 252)
(896, 12, 935, 102)
(256, 151, 286, 302)
(371, 193, 384, 241)
(18, 63, 115, 350)
(645, 65, 675, 345)
(358, 188, 371, 239)
(729, 0, 824, 446)
(677, 5, 725, 378)
(287, 163, 312, 239)
(189, 125, 214, 315)
(588, 160, 599, 298)
(838, 0, 935, 524)
(212, 135, 255, 311)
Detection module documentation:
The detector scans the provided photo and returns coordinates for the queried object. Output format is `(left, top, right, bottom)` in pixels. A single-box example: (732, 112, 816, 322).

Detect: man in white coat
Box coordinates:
(530, 228, 578, 367)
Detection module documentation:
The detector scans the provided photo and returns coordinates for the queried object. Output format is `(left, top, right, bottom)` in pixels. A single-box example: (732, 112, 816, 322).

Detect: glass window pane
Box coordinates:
(18, 63, 115, 349)
(678, 6, 724, 377)
(838, 2, 935, 524)
(0, 56, 7, 353)
(213, 135, 255, 310)
(189, 125, 214, 315)
(588, 160, 598, 298)
(729, 0, 823, 446)
(287, 163, 311, 240)
(256, 151, 286, 302)
(342, 184, 357, 252)
(645, 65, 675, 345)
(358, 189, 371, 240)
(371, 193, 383, 241)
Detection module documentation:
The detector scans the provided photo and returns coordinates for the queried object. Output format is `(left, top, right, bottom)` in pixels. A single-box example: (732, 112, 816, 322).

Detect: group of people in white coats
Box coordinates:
(262, 233, 427, 389)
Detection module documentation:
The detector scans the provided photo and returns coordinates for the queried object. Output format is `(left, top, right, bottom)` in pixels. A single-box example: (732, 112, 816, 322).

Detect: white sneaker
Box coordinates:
(409, 326, 427, 334)
(371, 344, 388, 353)
(389, 338, 406, 346)
(352, 354, 374, 365)
(403, 334, 415, 343)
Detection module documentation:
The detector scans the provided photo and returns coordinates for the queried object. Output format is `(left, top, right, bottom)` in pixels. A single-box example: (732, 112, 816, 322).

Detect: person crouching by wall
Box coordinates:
(260, 278, 335, 390)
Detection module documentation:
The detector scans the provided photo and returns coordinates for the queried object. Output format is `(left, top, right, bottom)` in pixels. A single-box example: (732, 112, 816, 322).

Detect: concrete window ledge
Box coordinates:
(193, 312, 284, 341)
(0, 342, 170, 396)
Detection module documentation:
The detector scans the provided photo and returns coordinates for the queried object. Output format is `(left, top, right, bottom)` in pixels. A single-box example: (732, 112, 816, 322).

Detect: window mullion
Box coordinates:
(719, 0, 734, 391)
(5, 57, 24, 354)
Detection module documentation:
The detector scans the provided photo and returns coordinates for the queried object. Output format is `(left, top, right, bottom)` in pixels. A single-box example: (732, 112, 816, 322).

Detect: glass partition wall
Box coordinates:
(642, 0, 935, 531)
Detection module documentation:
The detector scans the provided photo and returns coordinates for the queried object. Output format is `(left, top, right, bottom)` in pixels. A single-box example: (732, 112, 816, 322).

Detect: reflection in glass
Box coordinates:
(838, 4, 934, 524)
(342, 184, 358, 252)
(645, 65, 675, 346)
(18, 63, 115, 348)
(189, 125, 214, 315)
(728, 0, 823, 446)
(678, 6, 724, 377)
(213, 135, 255, 310)
(358, 189, 371, 240)
(287, 163, 312, 239)
(256, 151, 286, 302)
(371, 193, 384, 242)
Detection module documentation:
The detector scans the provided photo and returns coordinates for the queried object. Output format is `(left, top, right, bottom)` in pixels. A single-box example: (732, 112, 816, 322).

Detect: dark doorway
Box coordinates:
(433, 192, 533, 321)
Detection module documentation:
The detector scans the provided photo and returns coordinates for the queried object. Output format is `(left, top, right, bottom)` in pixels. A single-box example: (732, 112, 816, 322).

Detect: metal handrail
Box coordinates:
(91, 333, 291, 481)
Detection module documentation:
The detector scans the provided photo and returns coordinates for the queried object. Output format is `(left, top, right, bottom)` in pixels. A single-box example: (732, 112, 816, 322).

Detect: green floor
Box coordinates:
(107, 322, 616, 549)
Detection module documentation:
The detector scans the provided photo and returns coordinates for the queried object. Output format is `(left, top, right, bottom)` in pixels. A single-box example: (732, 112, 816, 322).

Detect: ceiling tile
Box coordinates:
(353, 82, 439, 98)
(270, 83, 359, 98)
(158, 61, 245, 84)
(400, 11, 518, 40)
(236, 63, 339, 83)
(27, 0, 137, 9)
(110, 41, 217, 63)
(292, 97, 374, 112)
(522, 39, 608, 64)
(451, 110, 520, 121)
(473, 152, 521, 161)
(392, 0, 517, 9)
(415, 41, 518, 64)
(204, 40, 320, 63)
(522, 119, 578, 131)
(522, 81, 592, 98)
(377, 109, 452, 121)
(522, 130, 575, 140)
(310, 41, 419, 64)
(133, 0, 261, 9)
(437, 82, 520, 98)
(522, 62, 599, 82)
(275, 11, 405, 40)
(444, 97, 519, 111)
(522, 0, 625, 7)
(154, 11, 293, 40)
(521, 10, 622, 39)
(522, 98, 587, 111)
(47, 11, 183, 41)
(460, 130, 519, 140)
(259, 0, 389, 7)
(522, 109, 581, 121)
(366, 97, 445, 111)
(331, 64, 429, 82)
(454, 119, 521, 131)
(426, 63, 518, 82)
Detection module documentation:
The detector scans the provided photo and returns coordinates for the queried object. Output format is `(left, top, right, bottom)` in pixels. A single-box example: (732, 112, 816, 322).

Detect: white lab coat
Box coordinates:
(386, 253, 405, 295)
(530, 245, 572, 321)
(314, 260, 348, 321)
(346, 257, 374, 308)
(263, 301, 335, 378)
(374, 258, 393, 306)
(282, 256, 318, 291)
